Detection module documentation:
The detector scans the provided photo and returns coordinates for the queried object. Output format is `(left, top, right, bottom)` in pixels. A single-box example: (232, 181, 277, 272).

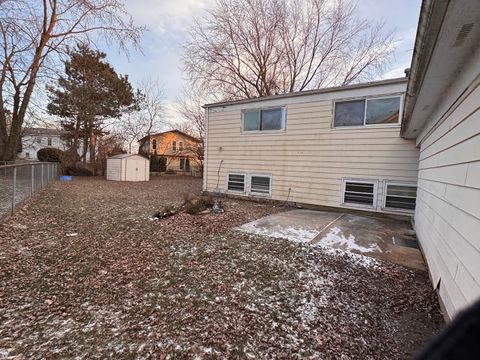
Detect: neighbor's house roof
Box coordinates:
(23, 127, 62, 137)
(202, 77, 408, 108)
(401, 0, 480, 139)
(138, 129, 200, 143)
(108, 153, 148, 160)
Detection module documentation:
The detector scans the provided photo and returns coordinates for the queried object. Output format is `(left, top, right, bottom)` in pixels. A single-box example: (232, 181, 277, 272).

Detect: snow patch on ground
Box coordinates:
(317, 245, 381, 269)
(237, 222, 319, 243)
(317, 227, 382, 253)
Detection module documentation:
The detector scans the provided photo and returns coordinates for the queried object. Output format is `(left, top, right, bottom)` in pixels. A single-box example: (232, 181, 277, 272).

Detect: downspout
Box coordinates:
(203, 107, 209, 192)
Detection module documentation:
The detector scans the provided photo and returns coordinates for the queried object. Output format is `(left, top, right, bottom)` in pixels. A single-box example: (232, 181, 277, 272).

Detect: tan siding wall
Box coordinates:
(415, 81, 480, 318)
(205, 91, 419, 214)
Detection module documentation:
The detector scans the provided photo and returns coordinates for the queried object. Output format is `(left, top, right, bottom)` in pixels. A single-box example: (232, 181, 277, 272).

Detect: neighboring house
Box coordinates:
(203, 77, 419, 215)
(140, 130, 202, 173)
(401, 0, 480, 319)
(18, 128, 65, 160)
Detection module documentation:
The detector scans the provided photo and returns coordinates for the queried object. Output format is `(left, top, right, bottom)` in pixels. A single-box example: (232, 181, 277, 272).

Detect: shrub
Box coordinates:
(37, 147, 64, 162)
(184, 201, 203, 214)
(150, 154, 167, 172)
(64, 166, 93, 176)
(202, 194, 215, 207)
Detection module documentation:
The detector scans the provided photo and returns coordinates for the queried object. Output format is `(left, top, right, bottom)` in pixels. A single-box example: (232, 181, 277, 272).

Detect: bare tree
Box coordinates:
(120, 79, 165, 154)
(183, 0, 395, 100)
(0, 0, 144, 160)
(176, 85, 207, 172)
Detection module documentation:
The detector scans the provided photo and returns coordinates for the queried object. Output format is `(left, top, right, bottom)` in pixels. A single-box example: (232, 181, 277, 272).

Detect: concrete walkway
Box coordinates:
(237, 209, 426, 271)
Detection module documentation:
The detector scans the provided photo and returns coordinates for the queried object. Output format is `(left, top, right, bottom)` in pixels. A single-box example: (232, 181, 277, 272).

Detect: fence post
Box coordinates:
(41, 163, 44, 187)
(31, 164, 35, 196)
(11, 167, 17, 215)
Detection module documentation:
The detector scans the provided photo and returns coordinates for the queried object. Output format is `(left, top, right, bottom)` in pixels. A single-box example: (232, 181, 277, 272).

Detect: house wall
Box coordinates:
(166, 156, 200, 172)
(18, 134, 65, 160)
(413, 48, 480, 318)
(204, 80, 420, 214)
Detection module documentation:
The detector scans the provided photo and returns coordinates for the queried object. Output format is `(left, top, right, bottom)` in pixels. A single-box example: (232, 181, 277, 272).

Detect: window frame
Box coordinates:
(47, 137, 52, 146)
(248, 173, 272, 197)
(341, 178, 378, 209)
(241, 106, 286, 133)
(226, 173, 246, 193)
(179, 141, 184, 151)
(332, 94, 403, 129)
(382, 181, 417, 213)
(172, 140, 177, 151)
(179, 157, 186, 170)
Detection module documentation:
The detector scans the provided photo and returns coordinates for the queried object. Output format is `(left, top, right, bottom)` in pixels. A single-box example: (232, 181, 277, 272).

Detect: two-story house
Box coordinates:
(203, 0, 480, 321)
(203, 77, 419, 215)
(140, 130, 202, 173)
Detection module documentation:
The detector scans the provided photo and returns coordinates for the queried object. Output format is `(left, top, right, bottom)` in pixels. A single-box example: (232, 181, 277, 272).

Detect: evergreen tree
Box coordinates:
(47, 45, 134, 166)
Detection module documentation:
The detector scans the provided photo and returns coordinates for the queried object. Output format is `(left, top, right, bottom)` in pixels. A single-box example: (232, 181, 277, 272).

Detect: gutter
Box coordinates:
(203, 77, 407, 109)
(401, 0, 450, 138)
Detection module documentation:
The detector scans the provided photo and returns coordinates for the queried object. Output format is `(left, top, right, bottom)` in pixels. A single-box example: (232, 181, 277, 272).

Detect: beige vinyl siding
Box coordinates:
(205, 85, 419, 214)
(414, 80, 480, 318)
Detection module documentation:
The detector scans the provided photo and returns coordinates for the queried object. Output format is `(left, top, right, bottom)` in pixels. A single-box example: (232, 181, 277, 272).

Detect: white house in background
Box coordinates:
(401, 0, 480, 319)
(203, 77, 419, 215)
(18, 127, 65, 160)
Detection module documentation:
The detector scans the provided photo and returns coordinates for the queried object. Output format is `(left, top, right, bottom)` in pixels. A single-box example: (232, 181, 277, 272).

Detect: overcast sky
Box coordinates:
(104, 0, 421, 124)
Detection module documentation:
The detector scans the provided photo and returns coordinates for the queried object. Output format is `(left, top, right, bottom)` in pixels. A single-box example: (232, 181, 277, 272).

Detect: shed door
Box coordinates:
(135, 159, 146, 181)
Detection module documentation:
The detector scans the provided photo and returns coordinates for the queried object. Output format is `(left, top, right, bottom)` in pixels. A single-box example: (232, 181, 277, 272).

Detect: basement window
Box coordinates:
(384, 182, 417, 211)
(250, 175, 271, 196)
(334, 96, 401, 127)
(242, 107, 285, 132)
(227, 174, 245, 193)
(342, 179, 377, 208)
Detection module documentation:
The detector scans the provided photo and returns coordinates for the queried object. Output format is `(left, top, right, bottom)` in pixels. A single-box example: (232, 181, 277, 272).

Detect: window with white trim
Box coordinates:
(250, 175, 271, 196)
(172, 140, 177, 151)
(334, 96, 401, 127)
(342, 179, 377, 207)
(227, 174, 245, 192)
(242, 107, 285, 132)
(384, 182, 417, 211)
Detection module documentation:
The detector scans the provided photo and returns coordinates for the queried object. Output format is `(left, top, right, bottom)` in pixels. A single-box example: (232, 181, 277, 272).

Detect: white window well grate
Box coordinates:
(250, 175, 271, 195)
(227, 174, 245, 192)
(342, 180, 376, 207)
(384, 183, 417, 211)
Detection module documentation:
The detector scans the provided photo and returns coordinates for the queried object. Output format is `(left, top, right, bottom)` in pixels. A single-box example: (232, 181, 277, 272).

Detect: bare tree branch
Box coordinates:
(0, 0, 145, 160)
(183, 0, 396, 101)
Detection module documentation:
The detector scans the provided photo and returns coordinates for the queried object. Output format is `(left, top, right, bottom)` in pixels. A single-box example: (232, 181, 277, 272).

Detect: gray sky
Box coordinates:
(105, 0, 421, 123)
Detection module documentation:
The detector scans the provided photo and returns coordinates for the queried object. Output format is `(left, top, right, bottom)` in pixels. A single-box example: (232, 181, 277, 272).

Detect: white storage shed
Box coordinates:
(106, 154, 150, 182)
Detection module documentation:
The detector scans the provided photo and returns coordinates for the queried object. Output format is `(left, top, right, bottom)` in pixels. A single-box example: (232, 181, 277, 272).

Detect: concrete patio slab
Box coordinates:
(238, 209, 426, 271)
(237, 209, 342, 243)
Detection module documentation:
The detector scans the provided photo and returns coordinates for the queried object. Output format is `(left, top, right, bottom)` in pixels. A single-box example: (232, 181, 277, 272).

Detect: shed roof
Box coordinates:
(108, 153, 148, 160)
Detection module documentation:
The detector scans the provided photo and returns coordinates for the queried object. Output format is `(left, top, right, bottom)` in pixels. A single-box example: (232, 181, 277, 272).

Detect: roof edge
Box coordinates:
(203, 77, 408, 109)
(401, 0, 450, 137)
(138, 129, 201, 143)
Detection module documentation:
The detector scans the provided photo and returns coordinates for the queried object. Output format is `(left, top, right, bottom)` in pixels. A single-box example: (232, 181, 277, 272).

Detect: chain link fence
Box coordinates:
(0, 162, 59, 219)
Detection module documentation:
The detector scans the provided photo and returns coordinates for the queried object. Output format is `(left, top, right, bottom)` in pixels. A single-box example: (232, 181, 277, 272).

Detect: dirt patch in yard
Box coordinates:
(0, 176, 443, 359)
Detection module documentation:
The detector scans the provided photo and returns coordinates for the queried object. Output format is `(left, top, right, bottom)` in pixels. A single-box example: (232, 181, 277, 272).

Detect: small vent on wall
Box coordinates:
(453, 23, 474, 47)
